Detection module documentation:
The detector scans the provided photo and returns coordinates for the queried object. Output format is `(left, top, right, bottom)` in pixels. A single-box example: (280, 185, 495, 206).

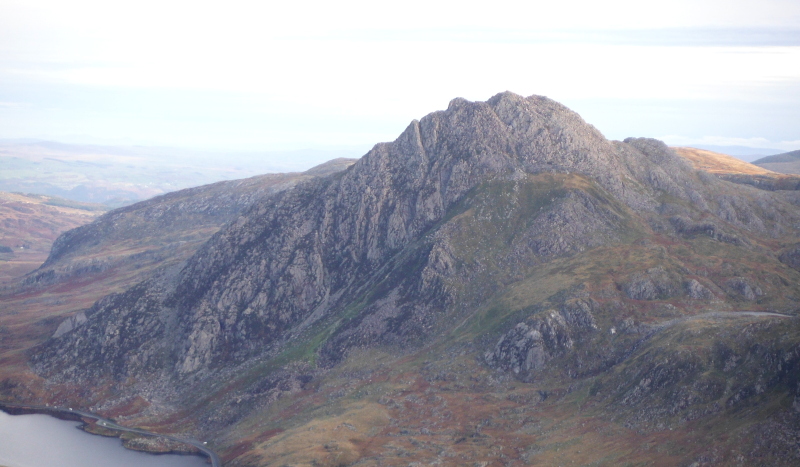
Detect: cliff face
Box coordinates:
(25, 93, 800, 466)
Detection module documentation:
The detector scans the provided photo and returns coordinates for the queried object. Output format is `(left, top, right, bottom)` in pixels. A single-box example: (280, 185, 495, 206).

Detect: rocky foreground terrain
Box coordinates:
(3, 92, 800, 466)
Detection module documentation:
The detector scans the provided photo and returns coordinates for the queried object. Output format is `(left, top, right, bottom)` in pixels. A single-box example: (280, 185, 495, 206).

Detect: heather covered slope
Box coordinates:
(13, 93, 800, 465)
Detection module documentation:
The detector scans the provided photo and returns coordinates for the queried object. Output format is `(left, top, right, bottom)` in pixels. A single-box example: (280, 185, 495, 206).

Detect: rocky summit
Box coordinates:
(5, 92, 800, 466)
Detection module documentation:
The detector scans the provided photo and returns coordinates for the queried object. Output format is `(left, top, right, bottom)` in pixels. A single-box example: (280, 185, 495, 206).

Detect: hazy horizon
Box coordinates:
(1, 1, 799, 156)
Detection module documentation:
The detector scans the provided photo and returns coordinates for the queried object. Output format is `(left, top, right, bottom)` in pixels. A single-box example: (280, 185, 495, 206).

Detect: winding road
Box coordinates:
(0, 403, 221, 467)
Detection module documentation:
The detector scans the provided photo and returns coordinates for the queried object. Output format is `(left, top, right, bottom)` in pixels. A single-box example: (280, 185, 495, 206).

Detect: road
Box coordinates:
(0, 403, 221, 467)
(614, 310, 796, 360)
(648, 310, 794, 333)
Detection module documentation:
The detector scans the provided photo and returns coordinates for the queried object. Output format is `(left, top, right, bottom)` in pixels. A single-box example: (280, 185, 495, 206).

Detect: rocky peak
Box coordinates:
(343, 92, 630, 229)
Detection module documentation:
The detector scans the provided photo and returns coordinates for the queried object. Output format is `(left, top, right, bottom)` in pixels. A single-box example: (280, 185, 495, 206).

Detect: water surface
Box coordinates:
(0, 411, 207, 467)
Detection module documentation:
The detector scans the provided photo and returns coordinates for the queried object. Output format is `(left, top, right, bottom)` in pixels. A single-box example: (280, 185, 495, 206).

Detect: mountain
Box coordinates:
(753, 149, 800, 175)
(5, 93, 800, 466)
(26, 158, 356, 291)
(0, 159, 355, 382)
(0, 192, 105, 286)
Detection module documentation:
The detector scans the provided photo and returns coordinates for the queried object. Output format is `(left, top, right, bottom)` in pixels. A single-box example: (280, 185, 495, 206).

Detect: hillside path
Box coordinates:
(650, 310, 794, 333)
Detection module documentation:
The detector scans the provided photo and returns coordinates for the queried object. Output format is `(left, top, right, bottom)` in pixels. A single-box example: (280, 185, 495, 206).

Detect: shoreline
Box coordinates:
(0, 402, 220, 466)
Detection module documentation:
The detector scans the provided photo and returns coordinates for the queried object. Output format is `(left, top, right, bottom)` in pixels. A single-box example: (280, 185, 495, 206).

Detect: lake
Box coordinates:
(0, 410, 208, 467)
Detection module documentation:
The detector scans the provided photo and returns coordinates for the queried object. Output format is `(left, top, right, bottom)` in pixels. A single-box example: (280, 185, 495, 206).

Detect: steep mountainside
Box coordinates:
(754, 149, 800, 175)
(25, 158, 355, 290)
(8, 93, 800, 466)
(0, 159, 354, 378)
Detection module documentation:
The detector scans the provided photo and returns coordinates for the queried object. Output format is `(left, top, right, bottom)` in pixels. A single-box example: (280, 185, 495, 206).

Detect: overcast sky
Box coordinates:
(1, 0, 799, 156)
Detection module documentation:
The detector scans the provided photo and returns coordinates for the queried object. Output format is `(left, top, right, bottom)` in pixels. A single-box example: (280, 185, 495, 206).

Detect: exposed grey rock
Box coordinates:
(485, 299, 597, 381)
(560, 298, 599, 330)
(35, 93, 637, 380)
(618, 317, 650, 335)
(670, 216, 743, 245)
(19, 92, 800, 467)
(24, 160, 356, 289)
(608, 318, 800, 435)
(485, 311, 570, 378)
(726, 277, 764, 301)
(52, 311, 87, 338)
(685, 279, 715, 300)
(622, 267, 679, 300)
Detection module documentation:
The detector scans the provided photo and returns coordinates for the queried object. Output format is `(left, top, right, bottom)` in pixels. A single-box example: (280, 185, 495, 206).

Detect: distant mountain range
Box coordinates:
(3, 93, 800, 466)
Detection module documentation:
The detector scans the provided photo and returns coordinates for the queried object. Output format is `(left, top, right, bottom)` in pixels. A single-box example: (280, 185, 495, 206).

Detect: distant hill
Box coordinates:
(752, 149, 800, 174)
(673, 147, 800, 190)
(690, 144, 782, 162)
(0, 140, 365, 206)
(0, 192, 105, 285)
(673, 147, 776, 175)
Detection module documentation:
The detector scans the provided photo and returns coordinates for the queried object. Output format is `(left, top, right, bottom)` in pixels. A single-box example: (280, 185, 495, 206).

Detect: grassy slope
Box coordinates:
(675, 147, 800, 189)
(673, 147, 777, 176)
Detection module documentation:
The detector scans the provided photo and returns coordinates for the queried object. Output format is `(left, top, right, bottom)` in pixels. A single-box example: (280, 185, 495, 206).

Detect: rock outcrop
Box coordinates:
(485, 299, 598, 380)
(622, 267, 680, 301)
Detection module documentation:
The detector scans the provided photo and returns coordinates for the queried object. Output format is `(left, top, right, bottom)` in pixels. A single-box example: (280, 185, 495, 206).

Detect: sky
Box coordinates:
(1, 0, 799, 158)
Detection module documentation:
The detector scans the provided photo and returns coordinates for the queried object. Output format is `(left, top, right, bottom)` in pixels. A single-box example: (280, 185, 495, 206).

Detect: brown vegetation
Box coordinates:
(672, 147, 776, 176)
